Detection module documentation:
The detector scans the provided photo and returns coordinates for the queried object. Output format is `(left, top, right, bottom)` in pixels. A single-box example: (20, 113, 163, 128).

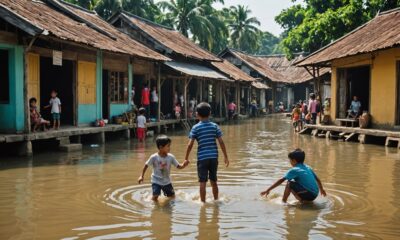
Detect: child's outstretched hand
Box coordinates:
(138, 176, 144, 184)
(260, 190, 270, 197)
(224, 157, 229, 167)
(183, 160, 190, 167)
(320, 189, 327, 197)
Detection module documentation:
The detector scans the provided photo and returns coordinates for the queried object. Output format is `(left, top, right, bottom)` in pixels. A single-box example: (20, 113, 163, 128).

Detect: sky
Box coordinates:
(214, 0, 301, 36)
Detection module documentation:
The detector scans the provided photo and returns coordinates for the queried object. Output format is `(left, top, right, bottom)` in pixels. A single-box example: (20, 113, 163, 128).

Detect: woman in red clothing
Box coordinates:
(141, 83, 150, 120)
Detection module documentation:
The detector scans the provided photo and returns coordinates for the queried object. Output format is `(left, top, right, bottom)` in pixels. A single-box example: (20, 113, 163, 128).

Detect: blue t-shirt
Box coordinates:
(189, 120, 223, 161)
(284, 163, 319, 195)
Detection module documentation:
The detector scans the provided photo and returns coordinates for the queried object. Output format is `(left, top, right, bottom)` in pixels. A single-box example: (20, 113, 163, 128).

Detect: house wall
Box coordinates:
(331, 48, 400, 127)
(0, 43, 24, 133)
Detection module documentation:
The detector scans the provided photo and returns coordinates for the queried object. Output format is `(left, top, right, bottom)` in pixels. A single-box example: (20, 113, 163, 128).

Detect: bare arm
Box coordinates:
(138, 165, 148, 184)
(59, 105, 62, 113)
(184, 139, 195, 162)
(315, 175, 327, 196)
(260, 178, 286, 197)
(217, 137, 229, 167)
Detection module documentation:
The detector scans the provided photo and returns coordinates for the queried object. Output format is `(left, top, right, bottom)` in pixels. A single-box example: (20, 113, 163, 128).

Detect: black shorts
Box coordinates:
(289, 181, 317, 201)
(197, 159, 218, 182)
(152, 183, 175, 197)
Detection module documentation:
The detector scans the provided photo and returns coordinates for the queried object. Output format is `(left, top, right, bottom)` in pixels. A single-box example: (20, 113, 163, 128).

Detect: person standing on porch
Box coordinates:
(44, 90, 61, 130)
(228, 101, 237, 120)
(141, 84, 150, 120)
(151, 86, 159, 119)
(308, 93, 318, 125)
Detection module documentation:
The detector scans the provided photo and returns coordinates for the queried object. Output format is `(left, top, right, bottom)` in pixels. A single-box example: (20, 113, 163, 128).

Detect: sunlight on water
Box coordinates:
(0, 116, 399, 239)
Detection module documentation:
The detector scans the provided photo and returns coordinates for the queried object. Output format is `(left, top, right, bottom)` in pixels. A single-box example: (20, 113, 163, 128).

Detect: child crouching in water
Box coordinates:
(260, 149, 326, 203)
(138, 135, 189, 201)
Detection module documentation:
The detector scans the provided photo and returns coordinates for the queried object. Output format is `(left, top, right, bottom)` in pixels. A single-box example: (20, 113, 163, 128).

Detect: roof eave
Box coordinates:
(0, 4, 44, 36)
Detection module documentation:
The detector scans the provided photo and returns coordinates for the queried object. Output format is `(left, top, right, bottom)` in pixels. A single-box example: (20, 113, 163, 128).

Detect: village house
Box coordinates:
(109, 11, 237, 120)
(219, 48, 287, 112)
(0, 0, 168, 155)
(296, 8, 400, 129)
(259, 54, 331, 108)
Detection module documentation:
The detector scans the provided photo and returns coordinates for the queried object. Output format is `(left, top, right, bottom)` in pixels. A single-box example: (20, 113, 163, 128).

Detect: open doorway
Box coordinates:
(161, 79, 173, 118)
(133, 74, 145, 106)
(396, 61, 400, 125)
(40, 57, 74, 125)
(337, 66, 370, 118)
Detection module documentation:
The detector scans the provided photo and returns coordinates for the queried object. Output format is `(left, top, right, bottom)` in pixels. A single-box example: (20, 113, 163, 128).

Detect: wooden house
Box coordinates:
(297, 8, 400, 129)
(0, 0, 167, 134)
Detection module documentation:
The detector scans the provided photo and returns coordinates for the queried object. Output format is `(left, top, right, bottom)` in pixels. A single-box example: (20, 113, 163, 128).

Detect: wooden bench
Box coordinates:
(336, 118, 359, 127)
(385, 137, 400, 148)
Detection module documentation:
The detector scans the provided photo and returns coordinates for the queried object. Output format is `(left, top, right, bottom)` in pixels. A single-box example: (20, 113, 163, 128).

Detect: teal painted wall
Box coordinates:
(0, 44, 24, 133)
(78, 104, 96, 125)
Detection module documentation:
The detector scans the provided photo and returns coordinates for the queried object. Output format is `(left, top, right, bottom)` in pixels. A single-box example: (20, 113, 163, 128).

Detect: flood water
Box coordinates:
(1, 116, 400, 240)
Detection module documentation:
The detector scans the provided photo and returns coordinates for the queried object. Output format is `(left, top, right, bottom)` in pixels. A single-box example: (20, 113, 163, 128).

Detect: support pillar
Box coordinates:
(123, 129, 130, 140)
(18, 140, 33, 157)
(95, 132, 105, 144)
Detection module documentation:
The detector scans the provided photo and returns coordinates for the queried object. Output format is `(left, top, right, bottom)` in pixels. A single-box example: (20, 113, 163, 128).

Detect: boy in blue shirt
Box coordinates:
(184, 102, 229, 203)
(260, 149, 326, 203)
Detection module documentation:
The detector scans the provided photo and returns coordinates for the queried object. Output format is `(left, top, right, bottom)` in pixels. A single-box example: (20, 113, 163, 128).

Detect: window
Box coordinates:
(0, 49, 9, 103)
(110, 71, 128, 103)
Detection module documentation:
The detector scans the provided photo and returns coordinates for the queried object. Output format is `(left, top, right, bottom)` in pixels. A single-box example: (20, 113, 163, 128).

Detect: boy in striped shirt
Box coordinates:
(184, 102, 229, 203)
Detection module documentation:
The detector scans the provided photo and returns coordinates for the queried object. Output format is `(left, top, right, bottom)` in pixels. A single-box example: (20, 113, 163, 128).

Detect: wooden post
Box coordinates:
(237, 82, 241, 115)
(23, 51, 30, 133)
(184, 77, 188, 120)
(157, 64, 161, 122)
(200, 79, 203, 102)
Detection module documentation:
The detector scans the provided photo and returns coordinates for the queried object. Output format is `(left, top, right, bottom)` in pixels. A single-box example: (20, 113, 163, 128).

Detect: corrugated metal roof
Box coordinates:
(251, 81, 270, 89)
(297, 8, 400, 66)
(211, 60, 255, 82)
(117, 12, 221, 62)
(0, 0, 168, 61)
(164, 61, 231, 80)
(222, 49, 287, 82)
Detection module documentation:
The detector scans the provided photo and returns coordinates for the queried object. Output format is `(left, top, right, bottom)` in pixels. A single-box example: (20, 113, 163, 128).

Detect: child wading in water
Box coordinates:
(44, 90, 61, 130)
(138, 135, 189, 201)
(184, 102, 229, 203)
(260, 149, 326, 203)
(137, 108, 147, 142)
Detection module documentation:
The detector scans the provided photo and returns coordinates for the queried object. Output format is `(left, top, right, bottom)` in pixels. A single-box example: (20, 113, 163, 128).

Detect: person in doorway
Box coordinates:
(184, 102, 230, 203)
(131, 86, 136, 107)
(268, 100, 274, 114)
(44, 90, 61, 130)
(138, 135, 188, 201)
(29, 97, 50, 132)
(260, 149, 326, 203)
(348, 96, 361, 119)
(141, 84, 150, 120)
(322, 98, 331, 124)
(228, 101, 237, 120)
(137, 108, 147, 142)
(308, 93, 318, 124)
(151, 86, 159, 119)
(189, 97, 197, 119)
(174, 103, 182, 120)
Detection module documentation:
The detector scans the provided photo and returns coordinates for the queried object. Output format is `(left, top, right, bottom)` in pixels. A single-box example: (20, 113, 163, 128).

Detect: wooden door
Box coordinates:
(397, 61, 400, 125)
(27, 53, 40, 107)
(78, 61, 96, 104)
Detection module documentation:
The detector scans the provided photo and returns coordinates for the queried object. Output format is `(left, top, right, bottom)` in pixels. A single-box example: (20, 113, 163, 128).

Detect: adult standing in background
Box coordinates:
(141, 83, 150, 120)
(308, 93, 318, 124)
(151, 86, 159, 119)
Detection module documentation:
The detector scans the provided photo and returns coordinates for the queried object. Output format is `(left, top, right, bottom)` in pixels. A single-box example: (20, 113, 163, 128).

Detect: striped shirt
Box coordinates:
(189, 120, 223, 161)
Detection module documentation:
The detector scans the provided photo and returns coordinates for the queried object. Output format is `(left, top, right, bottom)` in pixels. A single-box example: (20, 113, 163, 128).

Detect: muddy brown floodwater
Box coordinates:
(0, 116, 400, 240)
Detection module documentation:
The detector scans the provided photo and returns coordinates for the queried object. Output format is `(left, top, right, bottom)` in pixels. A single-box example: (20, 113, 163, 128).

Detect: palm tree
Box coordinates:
(122, 0, 160, 21)
(157, 0, 226, 52)
(228, 5, 261, 53)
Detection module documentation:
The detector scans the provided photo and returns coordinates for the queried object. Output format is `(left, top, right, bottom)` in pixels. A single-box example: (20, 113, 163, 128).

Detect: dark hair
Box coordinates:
(29, 97, 37, 104)
(196, 102, 211, 117)
(310, 93, 316, 100)
(51, 90, 57, 94)
(139, 108, 146, 114)
(156, 135, 171, 149)
(288, 148, 305, 163)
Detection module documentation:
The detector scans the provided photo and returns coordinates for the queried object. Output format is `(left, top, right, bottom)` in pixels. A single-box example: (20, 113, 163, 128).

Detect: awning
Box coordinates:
(164, 61, 231, 81)
(251, 81, 270, 90)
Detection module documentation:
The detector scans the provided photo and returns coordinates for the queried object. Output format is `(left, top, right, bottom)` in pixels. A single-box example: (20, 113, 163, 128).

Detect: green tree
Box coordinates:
(228, 5, 261, 53)
(276, 0, 400, 58)
(257, 31, 283, 55)
(122, 0, 160, 21)
(64, 0, 99, 10)
(95, 0, 122, 19)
